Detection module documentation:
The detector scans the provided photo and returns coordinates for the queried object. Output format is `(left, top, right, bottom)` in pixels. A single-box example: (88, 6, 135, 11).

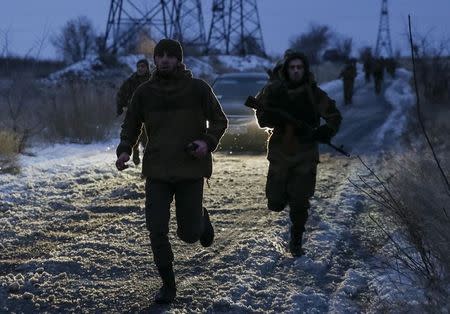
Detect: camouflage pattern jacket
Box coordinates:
(256, 76, 342, 163)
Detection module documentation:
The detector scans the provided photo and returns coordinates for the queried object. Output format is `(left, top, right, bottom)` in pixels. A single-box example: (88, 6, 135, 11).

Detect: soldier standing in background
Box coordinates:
(363, 56, 373, 83)
(339, 59, 357, 105)
(386, 58, 397, 78)
(372, 58, 385, 95)
(116, 59, 150, 166)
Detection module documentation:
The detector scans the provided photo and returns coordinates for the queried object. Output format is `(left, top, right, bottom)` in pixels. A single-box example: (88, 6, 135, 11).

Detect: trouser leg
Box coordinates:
(174, 179, 204, 244)
(145, 179, 174, 269)
(265, 161, 288, 212)
(287, 163, 317, 238)
(349, 81, 354, 103)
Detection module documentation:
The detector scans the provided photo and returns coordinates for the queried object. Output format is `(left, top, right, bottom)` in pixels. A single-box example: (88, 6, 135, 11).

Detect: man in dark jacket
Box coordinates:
(255, 50, 342, 257)
(116, 58, 150, 165)
(116, 39, 228, 304)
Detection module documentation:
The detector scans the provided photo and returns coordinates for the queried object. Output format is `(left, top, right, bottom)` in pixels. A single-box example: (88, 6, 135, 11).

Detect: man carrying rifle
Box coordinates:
(254, 50, 342, 257)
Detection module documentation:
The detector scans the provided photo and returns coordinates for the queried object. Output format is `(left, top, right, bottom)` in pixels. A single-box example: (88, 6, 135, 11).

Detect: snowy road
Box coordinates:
(0, 71, 415, 313)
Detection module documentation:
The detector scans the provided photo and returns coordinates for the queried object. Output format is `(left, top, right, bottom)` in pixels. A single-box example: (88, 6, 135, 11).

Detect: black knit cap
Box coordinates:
(153, 39, 183, 62)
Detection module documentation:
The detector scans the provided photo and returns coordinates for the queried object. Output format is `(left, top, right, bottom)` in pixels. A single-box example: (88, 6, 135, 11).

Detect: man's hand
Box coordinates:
(116, 152, 130, 171)
(189, 140, 208, 158)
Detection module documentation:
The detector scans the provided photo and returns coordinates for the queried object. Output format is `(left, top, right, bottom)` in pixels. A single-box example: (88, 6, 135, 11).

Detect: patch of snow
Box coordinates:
(375, 69, 415, 145)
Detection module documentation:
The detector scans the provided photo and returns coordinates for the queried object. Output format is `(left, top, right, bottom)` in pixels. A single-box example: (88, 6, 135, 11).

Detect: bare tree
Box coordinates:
(411, 30, 450, 104)
(0, 28, 11, 58)
(289, 24, 332, 64)
(51, 16, 97, 64)
(332, 36, 353, 61)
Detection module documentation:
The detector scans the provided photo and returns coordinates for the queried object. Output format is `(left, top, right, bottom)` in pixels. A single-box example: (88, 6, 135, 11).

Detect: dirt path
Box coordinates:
(1, 150, 377, 313)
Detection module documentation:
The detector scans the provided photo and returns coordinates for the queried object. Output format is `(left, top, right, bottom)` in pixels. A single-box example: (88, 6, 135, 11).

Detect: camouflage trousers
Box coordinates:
(266, 158, 317, 235)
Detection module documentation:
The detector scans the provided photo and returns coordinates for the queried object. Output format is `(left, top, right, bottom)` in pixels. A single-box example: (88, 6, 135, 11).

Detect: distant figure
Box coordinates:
(116, 59, 150, 166)
(385, 57, 397, 78)
(255, 50, 342, 257)
(372, 58, 385, 95)
(339, 59, 357, 105)
(116, 39, 227, 304)
(363, 56, 373, 83)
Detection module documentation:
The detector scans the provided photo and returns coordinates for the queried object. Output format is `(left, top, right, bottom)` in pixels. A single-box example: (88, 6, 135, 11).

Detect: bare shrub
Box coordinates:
(0, 76, 44, 152)
(289, 24, 332, 65)
(351, 152, 450, 310)
(43, 80, 117, 143)
(51, 16, 97, 64)
(0, 129, 20, 174)
(412, 31, 450, 104)
(0, 129, 20, 155)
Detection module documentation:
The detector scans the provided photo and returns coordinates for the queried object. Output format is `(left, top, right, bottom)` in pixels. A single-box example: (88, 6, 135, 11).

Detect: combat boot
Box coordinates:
(289, 231, 304, 257)
(200, 207, 214, 247)
(154, 265, 176, 304)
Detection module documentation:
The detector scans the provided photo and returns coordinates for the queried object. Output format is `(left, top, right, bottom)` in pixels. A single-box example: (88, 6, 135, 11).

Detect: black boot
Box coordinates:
(154, 265, 176, 304)
(200, 207, 214, 247)
(289, 230, 304, 257)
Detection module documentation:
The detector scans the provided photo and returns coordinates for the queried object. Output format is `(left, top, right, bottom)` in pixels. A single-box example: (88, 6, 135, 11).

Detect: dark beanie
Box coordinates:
(137, 58, 149, 68)
(153, 39, 183, 62)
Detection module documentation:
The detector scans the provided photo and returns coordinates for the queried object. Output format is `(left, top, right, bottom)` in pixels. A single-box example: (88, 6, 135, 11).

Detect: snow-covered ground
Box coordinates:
(1, 67, 430, 313)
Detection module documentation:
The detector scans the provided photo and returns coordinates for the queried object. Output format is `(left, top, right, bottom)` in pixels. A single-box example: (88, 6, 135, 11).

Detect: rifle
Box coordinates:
(244, 96, 350, 157)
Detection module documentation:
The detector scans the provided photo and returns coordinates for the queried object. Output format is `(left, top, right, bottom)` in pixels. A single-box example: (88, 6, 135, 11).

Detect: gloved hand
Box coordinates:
(312, 125, 334, 143)
(117, 107, 124, 116)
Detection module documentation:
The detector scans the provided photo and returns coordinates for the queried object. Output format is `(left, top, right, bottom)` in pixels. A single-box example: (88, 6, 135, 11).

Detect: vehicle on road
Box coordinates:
(212, 72, 268, 135)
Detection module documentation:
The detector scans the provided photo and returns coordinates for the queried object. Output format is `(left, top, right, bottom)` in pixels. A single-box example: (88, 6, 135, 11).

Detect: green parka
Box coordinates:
(116, 66, 228, 181)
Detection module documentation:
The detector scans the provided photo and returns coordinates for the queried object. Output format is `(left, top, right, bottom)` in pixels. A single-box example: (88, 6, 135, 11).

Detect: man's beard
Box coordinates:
(157, 66, 177, 78)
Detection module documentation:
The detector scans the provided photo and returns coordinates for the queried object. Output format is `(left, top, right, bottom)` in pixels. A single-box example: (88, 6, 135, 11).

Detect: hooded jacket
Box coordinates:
(255, 52, 342, 162)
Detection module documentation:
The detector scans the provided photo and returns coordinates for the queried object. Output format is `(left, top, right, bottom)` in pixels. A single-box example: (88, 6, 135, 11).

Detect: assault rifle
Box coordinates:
(244, 96, 350, 157)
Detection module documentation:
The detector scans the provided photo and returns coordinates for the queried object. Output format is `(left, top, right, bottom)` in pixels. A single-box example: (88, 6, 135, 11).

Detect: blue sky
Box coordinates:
(1, 0, 449, 60)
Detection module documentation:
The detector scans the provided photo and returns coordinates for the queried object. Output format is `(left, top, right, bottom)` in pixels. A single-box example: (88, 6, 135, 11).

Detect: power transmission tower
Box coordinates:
(103, 0, 206, 54)
(207, 0, 265, 56)
(172, 0, 207, 52)
(375, 0, 393, 57)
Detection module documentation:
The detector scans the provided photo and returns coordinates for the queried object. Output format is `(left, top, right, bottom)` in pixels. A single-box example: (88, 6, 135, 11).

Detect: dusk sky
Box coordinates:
(1, 0, 449, 60)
